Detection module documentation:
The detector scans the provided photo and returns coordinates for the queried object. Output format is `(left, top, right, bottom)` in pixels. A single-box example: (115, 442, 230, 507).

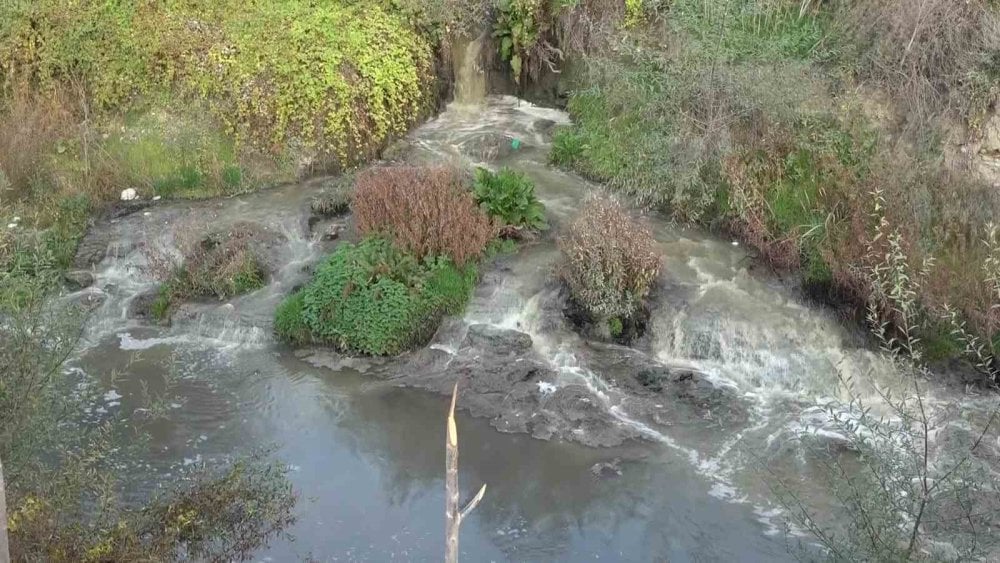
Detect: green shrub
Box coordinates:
(472, 167, 547, 231)
(277, 238, 476, 355)
(559, 196, 661, 320)
(0, 1, 436, 164)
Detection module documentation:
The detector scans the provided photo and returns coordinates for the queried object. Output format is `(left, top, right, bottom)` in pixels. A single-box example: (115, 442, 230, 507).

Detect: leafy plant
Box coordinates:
(275, 238, 477, 355)
(559, 195, 660, 320)
(472, 167, 547, 231)
(493, 0, 543, 83)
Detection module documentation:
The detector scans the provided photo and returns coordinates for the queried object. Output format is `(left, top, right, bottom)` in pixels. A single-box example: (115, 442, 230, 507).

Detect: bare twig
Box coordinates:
(445, 383, 486, 563)
(0, 455, 8, 563)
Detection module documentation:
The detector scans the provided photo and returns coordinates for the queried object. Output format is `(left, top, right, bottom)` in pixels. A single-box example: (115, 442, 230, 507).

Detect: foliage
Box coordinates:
(669, 0, 833, 63)
(99, 109, 254, 200)
(0, 305, 296, 561)
(0, 195, 91, 311)
(472, 167, 547, 231)
(353, 166, 496, 267)
(493, 0, 546, 83)
(836, 0, 1000, 134)
(275, 238, 477, 355)
(153, 224, 269, 320)
(551, 0, 1000, 362)
(559, 195, 661, 320)
(607, 316, 624, 338)
(0, 0, 437, 165)
(274, 290, 311, 346)
(310, 176, 355, 218)
(769, 193, 1000, 560)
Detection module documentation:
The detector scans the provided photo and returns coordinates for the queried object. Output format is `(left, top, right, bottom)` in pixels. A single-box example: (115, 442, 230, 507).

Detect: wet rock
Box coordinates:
(322, 223, 344, 241)
(73, 229, 111, 268)
(532, 118, 557, 137)
(590, 457, 623, 479)
(390, 325, 643, 447)
(460, 132, 527, 162)
(587, 345, 750, 427)
(128, 289, 161, 321)
(64, 270, 95, 290)
(68, 290, 106, 312)
(464, 323, 533, 352)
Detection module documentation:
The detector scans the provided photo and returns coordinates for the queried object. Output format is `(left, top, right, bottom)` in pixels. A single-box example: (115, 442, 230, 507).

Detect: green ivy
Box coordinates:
(0, 1, 436, 167)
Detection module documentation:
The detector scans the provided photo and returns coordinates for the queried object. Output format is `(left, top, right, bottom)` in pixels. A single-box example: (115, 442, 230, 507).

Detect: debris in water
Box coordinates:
(590, 458, 623, 479)
(537, 381, 557, 395)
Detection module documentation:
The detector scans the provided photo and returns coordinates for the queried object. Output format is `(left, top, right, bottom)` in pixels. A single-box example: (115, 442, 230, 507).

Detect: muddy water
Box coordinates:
(64, 96, 999, 561)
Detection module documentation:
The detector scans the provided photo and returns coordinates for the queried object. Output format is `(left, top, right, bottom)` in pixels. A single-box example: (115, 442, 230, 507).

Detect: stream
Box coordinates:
(60, 92, 1000, 561)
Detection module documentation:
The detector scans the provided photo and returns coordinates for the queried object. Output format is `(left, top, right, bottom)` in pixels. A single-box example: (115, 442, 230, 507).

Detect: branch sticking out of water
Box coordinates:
(445, 383, 486, 563)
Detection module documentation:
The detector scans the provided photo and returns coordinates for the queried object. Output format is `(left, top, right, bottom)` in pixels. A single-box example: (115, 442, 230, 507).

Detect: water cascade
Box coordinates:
(60, 94, 1000, 561)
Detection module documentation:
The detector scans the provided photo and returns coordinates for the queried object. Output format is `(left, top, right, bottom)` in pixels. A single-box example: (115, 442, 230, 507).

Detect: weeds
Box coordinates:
(152, 224, 271, 320)
(0, 305, 296, 561)
(769, 190, 1000, 560)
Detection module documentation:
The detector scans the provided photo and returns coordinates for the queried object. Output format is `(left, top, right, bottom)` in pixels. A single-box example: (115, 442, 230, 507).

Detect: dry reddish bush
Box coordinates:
(559, 195, 661, 319)
(0, 89, 75, 200)
(352, 166, 496, 266)
(843, 0, 1000, 131)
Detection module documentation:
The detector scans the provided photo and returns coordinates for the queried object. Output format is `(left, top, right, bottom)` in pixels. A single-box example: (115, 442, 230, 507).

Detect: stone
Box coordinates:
(128, 289, 160, 320)
(64, 270, 94, 290)
(462, 324, 533, 353)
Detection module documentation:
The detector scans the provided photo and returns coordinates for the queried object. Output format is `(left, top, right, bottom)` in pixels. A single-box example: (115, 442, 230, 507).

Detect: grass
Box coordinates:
(0, 195, 91, 311)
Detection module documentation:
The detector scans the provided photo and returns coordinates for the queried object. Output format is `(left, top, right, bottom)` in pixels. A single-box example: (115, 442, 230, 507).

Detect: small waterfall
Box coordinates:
(453, 34, 486, 105)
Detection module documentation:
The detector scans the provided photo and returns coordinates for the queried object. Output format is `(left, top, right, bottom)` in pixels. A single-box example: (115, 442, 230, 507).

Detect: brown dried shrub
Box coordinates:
(352, 166, 496, 266)
(559, 195, 661, 319)
(841, 0, 1000, 132)
(0, 89, 75, 200)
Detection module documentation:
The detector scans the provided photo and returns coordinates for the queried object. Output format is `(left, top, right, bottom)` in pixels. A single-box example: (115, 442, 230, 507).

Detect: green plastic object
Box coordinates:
(511, 138, 521, 150)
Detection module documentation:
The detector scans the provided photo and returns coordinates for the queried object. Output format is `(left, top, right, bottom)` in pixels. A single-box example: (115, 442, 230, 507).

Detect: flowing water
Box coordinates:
(61, 91, 1000, 559)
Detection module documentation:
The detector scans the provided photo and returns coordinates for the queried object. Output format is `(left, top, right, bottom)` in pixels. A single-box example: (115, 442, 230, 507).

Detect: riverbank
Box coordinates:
(544, 1, 1000, 380)
(0, 0, 452, 312)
